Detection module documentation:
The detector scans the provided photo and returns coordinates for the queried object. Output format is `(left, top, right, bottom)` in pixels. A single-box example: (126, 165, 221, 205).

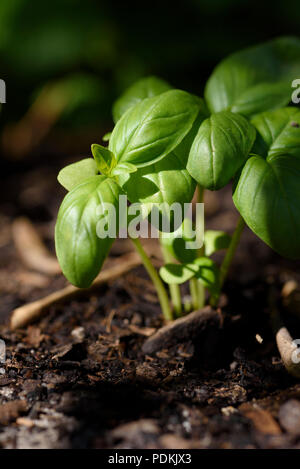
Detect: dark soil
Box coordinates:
(1, 156, 300, 449)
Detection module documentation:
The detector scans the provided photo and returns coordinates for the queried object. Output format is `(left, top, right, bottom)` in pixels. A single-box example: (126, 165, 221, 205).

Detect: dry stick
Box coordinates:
(10, 252, 141, 330)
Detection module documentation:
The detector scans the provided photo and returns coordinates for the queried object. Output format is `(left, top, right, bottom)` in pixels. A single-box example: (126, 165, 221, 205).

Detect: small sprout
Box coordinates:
(91, 143, 116, 176)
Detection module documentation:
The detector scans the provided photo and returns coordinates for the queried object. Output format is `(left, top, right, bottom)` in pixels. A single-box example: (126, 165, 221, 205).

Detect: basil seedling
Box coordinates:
(55, 36, 300, 324)
(56, 88, 201, 320)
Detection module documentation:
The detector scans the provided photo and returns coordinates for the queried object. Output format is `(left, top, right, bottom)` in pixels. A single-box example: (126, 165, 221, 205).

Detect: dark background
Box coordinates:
(0, 0, 299, 211)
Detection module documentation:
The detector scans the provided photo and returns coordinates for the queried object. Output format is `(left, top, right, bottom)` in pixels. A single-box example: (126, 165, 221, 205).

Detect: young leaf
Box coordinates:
(160, 262, 199, 285)
(193, 257, 220, 294)
(91, 143, 116, 175)
(111, 162, 137, 176)
(55, 176, 123, 288)
(160, 257, 219, 294)
(102, 132, 112, 142)
(109, 89, 200, 168)
(233, 107, 300, 259)
(204, 230, 231, 256)
(57, 158, 98, 191)
(117, 148, 196, 231)
(251, 107, 300, 158)
(112, 76, 172, 123)
(187, 111, 256, 190)
(160, 218, 198, 263)
(205, 37, 300, 117)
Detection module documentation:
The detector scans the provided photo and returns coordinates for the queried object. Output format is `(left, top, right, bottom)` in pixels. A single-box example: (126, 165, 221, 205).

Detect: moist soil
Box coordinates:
(1, 154, 300, 449)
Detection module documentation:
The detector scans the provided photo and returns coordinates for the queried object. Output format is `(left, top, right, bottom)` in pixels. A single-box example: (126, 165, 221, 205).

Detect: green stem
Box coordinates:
(211, 215, 245, 307)
(196, 184, 205, 308)
(130, 237, 173, 321)
(159, 235, 182, 316)
(189, 277, 199, 310)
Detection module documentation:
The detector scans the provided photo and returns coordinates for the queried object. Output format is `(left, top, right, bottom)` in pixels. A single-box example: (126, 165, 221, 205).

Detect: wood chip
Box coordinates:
(16, 417, 35, 428)
(240, 403, 281, 435)
(128, 324, 156, 337)
(0, 400, 28, 425)
(25, 326, 45, 348)
(142, 306, 221, 354)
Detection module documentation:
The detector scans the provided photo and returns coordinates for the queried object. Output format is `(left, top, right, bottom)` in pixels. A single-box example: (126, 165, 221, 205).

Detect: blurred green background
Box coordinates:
(0, 0, 299, 163)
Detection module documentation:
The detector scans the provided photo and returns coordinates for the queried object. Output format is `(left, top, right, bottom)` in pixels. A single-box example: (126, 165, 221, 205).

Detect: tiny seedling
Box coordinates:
(55, 37, 300, 325)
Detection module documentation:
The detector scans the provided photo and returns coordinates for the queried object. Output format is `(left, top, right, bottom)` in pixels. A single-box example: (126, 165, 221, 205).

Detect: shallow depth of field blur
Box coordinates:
(1, 0, 300, 450)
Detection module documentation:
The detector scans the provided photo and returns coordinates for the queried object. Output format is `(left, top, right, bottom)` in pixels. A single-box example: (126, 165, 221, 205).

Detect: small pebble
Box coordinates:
(278, 399, 300, 435)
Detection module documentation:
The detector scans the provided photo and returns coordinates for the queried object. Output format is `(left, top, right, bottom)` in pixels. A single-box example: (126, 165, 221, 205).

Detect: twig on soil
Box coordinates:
(12, 217, 61, 275)
(10, 252, 141, 330)
(142, 306, 221, 355)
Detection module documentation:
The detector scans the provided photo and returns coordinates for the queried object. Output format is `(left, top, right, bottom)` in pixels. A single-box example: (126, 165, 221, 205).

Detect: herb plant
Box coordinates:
(55, 36, 300, 322)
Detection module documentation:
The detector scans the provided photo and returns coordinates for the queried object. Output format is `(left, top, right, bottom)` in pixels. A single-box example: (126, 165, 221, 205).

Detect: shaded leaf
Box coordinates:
(187, 111, 256, 190)
(112, 75, 172, 123)
(205, 37, 300, 117)
(233, 107, 300, 259)
(205, 230, 231, 256)
(160, 257, 220, 293)
(160, 218, 198, 263)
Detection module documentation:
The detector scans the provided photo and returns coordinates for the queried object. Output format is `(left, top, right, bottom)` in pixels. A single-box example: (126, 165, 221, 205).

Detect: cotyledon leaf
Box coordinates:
(205, 36, 300, 117)
(112, 75, 172, 123)
(109, 89, 200, 168)
(55, 176, 123, 288)
(160, 257, 220, 294)
(204, 230, 231, 256)
(233, 107, 300, 259)
(187, 111, 256, 190)
(160, 218, 198, 263)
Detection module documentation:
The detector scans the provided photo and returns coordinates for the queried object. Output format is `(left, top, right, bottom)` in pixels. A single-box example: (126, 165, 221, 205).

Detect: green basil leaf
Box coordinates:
(111, 162, 137, 176)
(91, 143, 116, 175)
(160, 218, 198, 263)
(57, 158, 98, 191)
(193, 257, 220, 294)
(187, 111, 256, 190)
(102, 132, 112, 142)
(233, 108, 300, 259)
(55, 176, 122, 287)
(112, 76, 172, 123)
(251, 107, 300, 158)
(109, 89, 200, 168)
(160, 257, 219, 293)
(205, 37, 300, 117)
(160, 262, 198, 285)
(204, 230, 231, 256)
(117, 148, 196, 231)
